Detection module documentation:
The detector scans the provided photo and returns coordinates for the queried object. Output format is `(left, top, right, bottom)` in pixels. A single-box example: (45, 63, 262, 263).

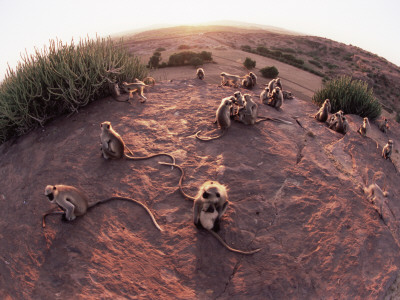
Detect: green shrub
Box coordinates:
(260, 66, 279, 78)
(312, 75, 381, 120)
(244, 57, 256, 69)
(241, 45, 252, 52)
(148, 51, 162, 68)
(309, 59, 323, 69)
(0, 37, 147, 143)
(167, 51, 212, 67)
(156, 47, 166, 52)
(256, 46, 271, 55)
(199, 51, 212, 61)
(190, 57, 203, 67)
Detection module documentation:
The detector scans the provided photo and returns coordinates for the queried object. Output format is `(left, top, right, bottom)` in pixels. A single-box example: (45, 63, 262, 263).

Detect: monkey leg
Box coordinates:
(42, 207, 64, 228)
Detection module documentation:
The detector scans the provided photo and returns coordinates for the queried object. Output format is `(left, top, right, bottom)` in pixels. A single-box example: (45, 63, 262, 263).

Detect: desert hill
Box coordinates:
(1, 77, 400, 298)
(122, 25, 400, 117)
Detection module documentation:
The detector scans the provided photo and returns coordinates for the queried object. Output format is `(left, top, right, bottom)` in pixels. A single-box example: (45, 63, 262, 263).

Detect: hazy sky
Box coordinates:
(0, 0, 399, 79)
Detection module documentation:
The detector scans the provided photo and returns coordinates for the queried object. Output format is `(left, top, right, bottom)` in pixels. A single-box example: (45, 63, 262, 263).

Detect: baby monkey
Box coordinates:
(100, 121, 175, 164)
(159, 162, 261, 255)
(42, 184, 163, 231)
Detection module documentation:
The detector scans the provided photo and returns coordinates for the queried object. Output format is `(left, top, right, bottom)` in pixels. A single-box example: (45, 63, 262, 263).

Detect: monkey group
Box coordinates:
(313, 99, 394, 159)
(41, 67, 396, 259)
(219, 71, 257, 89)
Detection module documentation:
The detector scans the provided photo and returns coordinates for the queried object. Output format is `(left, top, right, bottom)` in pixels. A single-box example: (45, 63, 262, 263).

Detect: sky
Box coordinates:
(0, 0, 399, 80)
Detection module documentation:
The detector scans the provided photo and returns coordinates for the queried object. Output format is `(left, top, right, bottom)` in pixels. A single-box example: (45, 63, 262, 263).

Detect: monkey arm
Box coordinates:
(193, 201, 202, 228)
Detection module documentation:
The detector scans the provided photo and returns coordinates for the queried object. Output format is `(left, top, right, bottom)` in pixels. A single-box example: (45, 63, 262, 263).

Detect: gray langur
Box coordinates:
(378, 118, 389, 134)
(196, 97, 233, 141)
(100, 121, 175, 164)
(382, 139, 393, 159)
(196, 68, 205, 80)
(158, 163, 261, 255)
(42, 184, 163, 231)
(267, 87, 283, 109)
(357, 117, 370, 137)
(314, 99, 331, 122)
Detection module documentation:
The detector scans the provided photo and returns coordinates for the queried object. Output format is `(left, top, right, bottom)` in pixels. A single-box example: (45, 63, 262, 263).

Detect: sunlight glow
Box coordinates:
(0, 0, 399, 79)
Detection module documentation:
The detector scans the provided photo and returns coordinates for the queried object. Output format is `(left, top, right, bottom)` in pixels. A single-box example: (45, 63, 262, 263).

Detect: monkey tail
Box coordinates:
(195, 130, 226, 141)
(158, 162, 196, 201)
(92, 197, 163, 231)
(206, 229, 261, 255)
(124, 147, 175, 165)
(256, 116, 293, 125)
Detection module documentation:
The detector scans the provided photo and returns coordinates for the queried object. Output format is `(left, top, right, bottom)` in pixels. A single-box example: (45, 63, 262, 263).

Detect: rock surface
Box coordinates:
(0, 79, 400, 299)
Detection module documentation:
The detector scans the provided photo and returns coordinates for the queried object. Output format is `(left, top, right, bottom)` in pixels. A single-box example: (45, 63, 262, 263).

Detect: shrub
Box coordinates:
(199, 51, 212, 62)
(156, 47, 166, 52)
(0, 37, 147, 143)
(241, 45, 252, 52)
(244, 57, 256, 69)
(312, 75, 381, 120)
(309, 59, 323, 69)
(256, 46, 271, 55)
(167, 51, 212, 67)
(260, 66, 279, 78)
(148, 51, 162, 68)
(190, 57, 203, 67)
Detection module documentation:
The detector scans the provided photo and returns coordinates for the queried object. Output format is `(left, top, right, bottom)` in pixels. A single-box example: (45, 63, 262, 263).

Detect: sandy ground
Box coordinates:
(1, 77, 400, 299)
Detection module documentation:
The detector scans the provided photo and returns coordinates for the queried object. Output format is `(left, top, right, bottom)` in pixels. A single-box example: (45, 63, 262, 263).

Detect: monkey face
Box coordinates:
(44, 185, 56, 203)
(100, 121, 111, 131)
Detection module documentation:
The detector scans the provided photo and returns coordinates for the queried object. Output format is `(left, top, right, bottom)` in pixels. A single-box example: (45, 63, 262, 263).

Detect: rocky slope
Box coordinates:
(1, 79, 400, 299)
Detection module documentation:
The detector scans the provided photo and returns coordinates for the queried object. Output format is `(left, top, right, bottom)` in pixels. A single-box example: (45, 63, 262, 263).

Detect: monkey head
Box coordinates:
(44, 185, 57, 202)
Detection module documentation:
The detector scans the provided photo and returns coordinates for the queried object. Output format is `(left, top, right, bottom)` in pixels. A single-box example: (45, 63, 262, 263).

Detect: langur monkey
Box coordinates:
(237, 94, 258, 125)
(249, 72, 257, 86)
(196, 68, 205, 80)
(328, 111, 347, 134)
(259, 87, 270, 105)
(231, 91, 245, 116)
(378, 118, 389, 134)
(237, 94, 293, 125)
(382, 139, 393, 159)
(219, 72, 246, 88)
(357, 117, 370, 136)
(42, 184, 163, 231)
(158, 163, 261, 255)
(100, 121, 175, 164)
(363, 171, 390, 220)
(241, 74, 254, 89)
(121, 80, 152, 102)
(267, 87, 283, 109)
(196, 97, 233, 141)
(267, 78, 282, 93)
(314, 99, 331, 122)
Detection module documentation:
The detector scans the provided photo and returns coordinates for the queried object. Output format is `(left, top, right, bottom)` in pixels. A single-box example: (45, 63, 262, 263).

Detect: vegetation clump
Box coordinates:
(167, 51, 212, 67)
(148, 51, 162, 68)
(312, 75, 381, 120)
(260, 66, 279, 78)
(244, 57, 256, 69)
(0, 37, 147, 143)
